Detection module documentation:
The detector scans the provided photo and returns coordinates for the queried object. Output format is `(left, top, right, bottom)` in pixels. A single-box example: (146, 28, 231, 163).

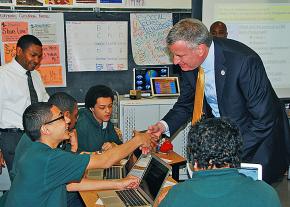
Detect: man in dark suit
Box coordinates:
(148, 18, 290, 184)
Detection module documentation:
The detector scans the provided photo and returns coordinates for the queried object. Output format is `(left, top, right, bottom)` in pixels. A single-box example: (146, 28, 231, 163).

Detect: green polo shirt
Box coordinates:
(4, 142, 90, 207)
(160, 168, 281, 207)
(76, 108, 122, 152)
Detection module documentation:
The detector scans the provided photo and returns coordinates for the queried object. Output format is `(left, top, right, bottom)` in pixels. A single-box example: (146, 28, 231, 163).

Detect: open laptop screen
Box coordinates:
(151, 77, 180, 97)
(238, 163, 262, 180)
(139, 156, 169, 201)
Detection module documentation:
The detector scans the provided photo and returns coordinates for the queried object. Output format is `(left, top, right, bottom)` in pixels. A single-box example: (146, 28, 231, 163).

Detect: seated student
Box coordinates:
(159, 118, 281, 207)
(10, 92, 79, 182)
(2, 102, 152, 206)
(210, 21, 228, 38)
(76, 85, 122, 152)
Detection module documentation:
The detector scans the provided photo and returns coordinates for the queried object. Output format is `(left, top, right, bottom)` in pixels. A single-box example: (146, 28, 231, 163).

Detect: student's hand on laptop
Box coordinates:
(102, 142, 117, 151)
(69, 129, 78, 153)
(117, 175, 140, 190)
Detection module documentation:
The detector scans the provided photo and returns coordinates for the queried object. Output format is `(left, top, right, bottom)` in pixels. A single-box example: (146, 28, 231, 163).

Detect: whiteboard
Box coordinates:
(66, 21, 128, 72)
(203, 0, 290, 98)
(0, 12, 66, 87)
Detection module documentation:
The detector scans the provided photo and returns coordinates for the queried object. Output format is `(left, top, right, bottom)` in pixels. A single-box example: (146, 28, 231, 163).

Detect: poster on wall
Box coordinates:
(0, 12, 66, 87)
(66, 21, 128, 72)
(130, 13, 172, 65)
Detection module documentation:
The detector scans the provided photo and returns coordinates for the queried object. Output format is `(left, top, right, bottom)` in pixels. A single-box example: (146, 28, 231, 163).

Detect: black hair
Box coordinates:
(22, 102, 53, 141)
(187, 118, 242, 169)
(48, 92, 77, 114)
(16, 34, 42, 51)
(85, 85, 114, 109)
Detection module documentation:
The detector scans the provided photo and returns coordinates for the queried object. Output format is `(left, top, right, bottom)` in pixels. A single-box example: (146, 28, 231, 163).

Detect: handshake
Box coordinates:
(132, 130, 159, 154)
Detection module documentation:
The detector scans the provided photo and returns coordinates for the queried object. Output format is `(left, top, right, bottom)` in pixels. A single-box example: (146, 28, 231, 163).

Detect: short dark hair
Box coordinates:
(23, 102, 53, 141)
(187, 118, 242, 169)
(16, 34, 42, 51)
(85, 85, 114, 109)
(48, 92, 77, 114)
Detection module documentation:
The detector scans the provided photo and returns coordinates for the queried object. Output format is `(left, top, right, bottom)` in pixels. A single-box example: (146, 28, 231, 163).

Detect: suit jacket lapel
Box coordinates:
(214, 40, 228, 110)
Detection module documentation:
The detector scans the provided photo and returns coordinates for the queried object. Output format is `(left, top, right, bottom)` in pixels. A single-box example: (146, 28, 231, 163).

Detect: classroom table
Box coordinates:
(79, 176, 176, 207)
(154, 151, 187, 182)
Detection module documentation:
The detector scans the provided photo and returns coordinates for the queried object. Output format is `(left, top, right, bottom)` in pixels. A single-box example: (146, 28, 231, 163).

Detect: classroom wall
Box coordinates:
(46, 12, 191, 102)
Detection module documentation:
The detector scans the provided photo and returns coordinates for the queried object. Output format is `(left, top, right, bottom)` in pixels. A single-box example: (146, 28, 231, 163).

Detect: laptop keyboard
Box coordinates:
(116, 189, 148, 206)
(104, 166, 121, 179)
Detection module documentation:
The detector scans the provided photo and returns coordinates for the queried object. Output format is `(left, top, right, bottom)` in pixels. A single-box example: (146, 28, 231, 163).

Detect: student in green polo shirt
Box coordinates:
(159, 118, 281, 207)
(2, 102, 152, 207)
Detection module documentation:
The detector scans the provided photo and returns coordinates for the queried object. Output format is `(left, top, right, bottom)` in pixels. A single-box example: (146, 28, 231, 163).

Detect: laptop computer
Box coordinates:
(238, 163, 262, 180)
(187, 162, 262, 181)
(150, 77, 180, 97)
(87, 154, 134, 180)
(98, 154, 171, 207)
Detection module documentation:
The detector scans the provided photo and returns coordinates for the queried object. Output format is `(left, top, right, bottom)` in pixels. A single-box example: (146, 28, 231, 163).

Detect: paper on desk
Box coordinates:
(96, 198, 104, 205)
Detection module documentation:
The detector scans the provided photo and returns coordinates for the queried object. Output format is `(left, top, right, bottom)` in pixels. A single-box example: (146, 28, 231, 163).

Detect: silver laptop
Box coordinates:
(238, 163, 262, 180)
(98, 154, 171, 207)
(150, 77, 180, 97)
(87, 154, 134, 180)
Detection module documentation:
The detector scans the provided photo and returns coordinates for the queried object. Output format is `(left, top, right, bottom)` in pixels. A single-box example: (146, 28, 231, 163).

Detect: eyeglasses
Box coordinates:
(45, 115, 65, 125)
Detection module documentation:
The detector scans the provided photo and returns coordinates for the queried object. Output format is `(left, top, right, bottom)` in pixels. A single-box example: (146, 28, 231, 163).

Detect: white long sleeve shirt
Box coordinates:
(0, 59, 49, 129)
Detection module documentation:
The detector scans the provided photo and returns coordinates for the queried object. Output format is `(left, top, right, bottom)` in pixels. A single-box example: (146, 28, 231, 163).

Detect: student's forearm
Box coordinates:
(87, 137, 141, 169)
(66, 178, 121, 191)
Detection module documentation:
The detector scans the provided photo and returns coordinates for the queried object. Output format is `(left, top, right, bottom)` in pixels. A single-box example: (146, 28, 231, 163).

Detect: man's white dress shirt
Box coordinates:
(0, 59, 49, 129)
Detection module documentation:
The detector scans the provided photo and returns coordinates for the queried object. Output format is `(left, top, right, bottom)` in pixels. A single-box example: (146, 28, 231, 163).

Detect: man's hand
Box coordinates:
(117, 175, 140, 190)
(132, 130, 157, 155)
(148, 122, 165, 141)
(69, 129, 78, 153)
(0, 150, 5, 174)
(102, 142, 117, 151)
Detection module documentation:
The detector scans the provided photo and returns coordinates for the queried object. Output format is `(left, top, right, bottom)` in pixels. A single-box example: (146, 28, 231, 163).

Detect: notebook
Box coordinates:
(150, 77, 180, 97)
(87, 154, 134, 180)
(97, 154, 171, 207)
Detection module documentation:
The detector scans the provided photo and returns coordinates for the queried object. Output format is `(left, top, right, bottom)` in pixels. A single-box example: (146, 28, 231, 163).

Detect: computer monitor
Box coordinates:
(133, 66, 169, 92)
(150, 77, 180, 97)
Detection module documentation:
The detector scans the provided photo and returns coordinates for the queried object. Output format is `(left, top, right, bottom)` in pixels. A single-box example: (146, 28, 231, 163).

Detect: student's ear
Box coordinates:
(90, 108, 94, 112)
(40, 125, 50, 135)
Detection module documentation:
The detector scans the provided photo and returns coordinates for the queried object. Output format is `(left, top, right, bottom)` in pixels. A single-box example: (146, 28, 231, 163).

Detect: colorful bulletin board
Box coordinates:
(130, 13, 172, 65)
(0, 12, 66, 87)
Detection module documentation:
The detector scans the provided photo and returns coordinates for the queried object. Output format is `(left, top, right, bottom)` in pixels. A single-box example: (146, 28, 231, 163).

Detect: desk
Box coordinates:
(154, 151, 187, 182)
(80, 177, 176, 207)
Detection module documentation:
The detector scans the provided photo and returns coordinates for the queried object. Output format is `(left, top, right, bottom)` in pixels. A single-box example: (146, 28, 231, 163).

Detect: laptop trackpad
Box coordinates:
(98, 191, 125, 207)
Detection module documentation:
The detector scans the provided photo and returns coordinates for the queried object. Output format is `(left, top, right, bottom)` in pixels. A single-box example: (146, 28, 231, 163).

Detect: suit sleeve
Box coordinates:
(162, 71, 197, 135)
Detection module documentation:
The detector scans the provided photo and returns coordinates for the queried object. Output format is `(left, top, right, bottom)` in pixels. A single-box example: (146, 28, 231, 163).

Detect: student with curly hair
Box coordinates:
(159, 118, 281, 207)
